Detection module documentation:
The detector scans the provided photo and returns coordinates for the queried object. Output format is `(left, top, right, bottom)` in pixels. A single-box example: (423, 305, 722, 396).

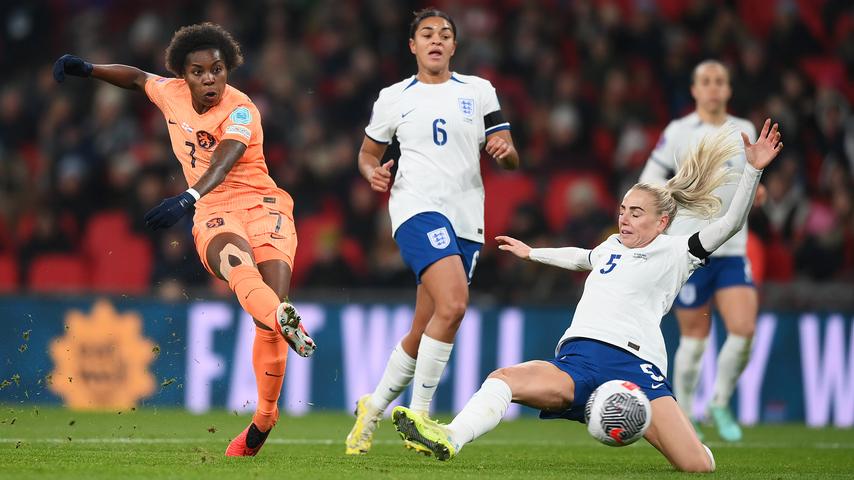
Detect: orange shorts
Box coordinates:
(192, 204, 297, 277)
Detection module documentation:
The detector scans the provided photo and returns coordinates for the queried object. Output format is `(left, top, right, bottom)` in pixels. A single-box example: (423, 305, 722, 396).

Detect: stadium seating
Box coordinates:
(90, 235, 153, 294)
(543, 173, 613, 232)
(483, 173, 538, 236)
(82, 210, 153, 294)
(28, 254, 89, 293)
(0, 255, 17, 292)
(83, 210, 132, 258)
(293, 211, 366, 286)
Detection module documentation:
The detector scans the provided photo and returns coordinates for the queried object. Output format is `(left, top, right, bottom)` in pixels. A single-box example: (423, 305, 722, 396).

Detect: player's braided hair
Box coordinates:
(165, 23, 244, 76)
(409, 8, 457, 40)
(633, 125, 741, 228)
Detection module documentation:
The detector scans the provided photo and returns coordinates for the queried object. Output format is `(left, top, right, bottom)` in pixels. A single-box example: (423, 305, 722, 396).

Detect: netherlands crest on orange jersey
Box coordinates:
(196, 130, 217, 150)
(206, 217, 224, 228)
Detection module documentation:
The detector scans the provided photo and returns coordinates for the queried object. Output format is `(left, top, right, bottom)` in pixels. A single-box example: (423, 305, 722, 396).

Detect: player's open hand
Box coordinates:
(496, 235, 532, 260)
(369, 160, 394, 192)
(742, 118, 782, 170)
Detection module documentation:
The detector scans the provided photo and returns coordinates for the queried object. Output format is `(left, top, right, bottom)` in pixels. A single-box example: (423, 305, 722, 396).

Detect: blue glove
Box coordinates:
(53, 54, 93, 83)
(144, 191, 197, 230)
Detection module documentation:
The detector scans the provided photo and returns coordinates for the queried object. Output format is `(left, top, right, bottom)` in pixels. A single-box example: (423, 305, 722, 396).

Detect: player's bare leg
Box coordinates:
(401, 284, 435, 357)
(394, 256, 469, 455)
(644, 396, 715, 472)
(412, 255, 469, 411)
(710, 286, 757, 442)
(393, 361, 574, 460)
(673, 304, 712, 439)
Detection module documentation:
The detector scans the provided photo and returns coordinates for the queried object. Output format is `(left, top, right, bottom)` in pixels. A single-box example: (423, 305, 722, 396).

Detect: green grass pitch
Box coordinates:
(1, 407, 852, 479)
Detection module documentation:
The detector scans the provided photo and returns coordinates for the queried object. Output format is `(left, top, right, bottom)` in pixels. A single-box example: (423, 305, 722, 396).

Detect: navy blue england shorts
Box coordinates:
(394, 212, 482, 284)
(674, 255, 754, 308)
(541, 338, 673, 423)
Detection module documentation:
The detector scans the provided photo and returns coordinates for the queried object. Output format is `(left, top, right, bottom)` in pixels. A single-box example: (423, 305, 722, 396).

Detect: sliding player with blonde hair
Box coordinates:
(394, 120, 782, 472)
(639, 60, 760, 441)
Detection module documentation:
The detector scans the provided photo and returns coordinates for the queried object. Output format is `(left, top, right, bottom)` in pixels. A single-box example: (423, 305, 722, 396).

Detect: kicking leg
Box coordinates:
(644, 396, 715, 472)
(208, 233, 315, 357)
(250, 261, 292, 432)
(709, 286, 757, 442)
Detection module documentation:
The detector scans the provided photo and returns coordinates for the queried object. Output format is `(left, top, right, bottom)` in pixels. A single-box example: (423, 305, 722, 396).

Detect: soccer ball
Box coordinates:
(585, 380, 652, 447)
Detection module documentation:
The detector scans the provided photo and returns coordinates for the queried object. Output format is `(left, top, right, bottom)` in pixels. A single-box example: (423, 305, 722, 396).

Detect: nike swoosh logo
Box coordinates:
(651, 383, 664, 389)
(265, 371, 283, 377)
(168, 119, 177, 124)
(401, 108, 416, 118)
(421, 383, 437, 389)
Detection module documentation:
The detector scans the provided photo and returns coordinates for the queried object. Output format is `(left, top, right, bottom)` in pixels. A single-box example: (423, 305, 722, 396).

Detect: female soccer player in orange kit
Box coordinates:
(53, 23, 315, 457)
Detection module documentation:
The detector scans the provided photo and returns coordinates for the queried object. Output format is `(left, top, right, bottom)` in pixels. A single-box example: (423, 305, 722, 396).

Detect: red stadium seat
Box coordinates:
(543, 173, 613, 232)
(28, 254, 89, 293)
(764, 240, 794, 282)
(746, 231, 766, 287)
(292, 212, 344, 287)
(90, 235, 153, 294)
(0, 254, 17, 292)
(83, 210, 132, 258)
(484, 173, 537, 236)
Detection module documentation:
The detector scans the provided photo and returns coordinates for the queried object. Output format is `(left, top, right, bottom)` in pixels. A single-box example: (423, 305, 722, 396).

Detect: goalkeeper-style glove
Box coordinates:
(53, 54, 93, 83)
(144, 189, 199, 230)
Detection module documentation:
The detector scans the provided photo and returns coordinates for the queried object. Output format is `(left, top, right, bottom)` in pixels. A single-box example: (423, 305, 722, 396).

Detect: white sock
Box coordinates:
(446, 378, 512, 452)
(409, 334, 453, 413)
(368, 342, 417, 413)
(711, 334, 752, 407)
(673, 336, 707, 417)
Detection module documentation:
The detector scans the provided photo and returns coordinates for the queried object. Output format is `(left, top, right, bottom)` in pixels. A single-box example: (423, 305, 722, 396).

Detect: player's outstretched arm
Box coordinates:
(144, 139, 246, 230)
(694, 119, 782, 256)
(53, 54, 151, 91)
(496, 235, 593, 271)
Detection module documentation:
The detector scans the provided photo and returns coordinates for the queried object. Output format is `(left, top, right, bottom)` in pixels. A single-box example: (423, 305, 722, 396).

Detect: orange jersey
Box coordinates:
(144, 76, 292, 213)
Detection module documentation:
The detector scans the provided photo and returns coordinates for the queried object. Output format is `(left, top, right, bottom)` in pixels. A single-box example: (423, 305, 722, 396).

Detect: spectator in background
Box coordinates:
(796, 184, 854, 279)
(0, 0, 849, 301)
(561, 179, 613, 248)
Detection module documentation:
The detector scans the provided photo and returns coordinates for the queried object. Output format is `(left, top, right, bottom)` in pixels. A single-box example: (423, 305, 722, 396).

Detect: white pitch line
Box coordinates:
(0, 438, 852, 449)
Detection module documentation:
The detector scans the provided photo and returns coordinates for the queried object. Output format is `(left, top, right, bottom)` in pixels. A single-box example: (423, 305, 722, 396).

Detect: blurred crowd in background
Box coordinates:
(0, 0, 852, 305)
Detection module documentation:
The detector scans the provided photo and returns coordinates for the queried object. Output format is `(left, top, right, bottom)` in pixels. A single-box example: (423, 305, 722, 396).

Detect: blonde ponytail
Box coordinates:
(631, 124, 743, 227)
(665, 125, 742, 217)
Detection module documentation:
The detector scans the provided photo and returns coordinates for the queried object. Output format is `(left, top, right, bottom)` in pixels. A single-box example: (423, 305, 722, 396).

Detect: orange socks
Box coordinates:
(252, 326, 287, 432)
(227, 264, 288, 431)
(228, 265, 281, 333)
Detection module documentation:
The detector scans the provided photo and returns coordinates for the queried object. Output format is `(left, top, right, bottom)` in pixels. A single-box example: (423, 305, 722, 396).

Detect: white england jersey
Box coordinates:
(365, 73, 508, 243)
(640, 113, 756, 257)
(556, 234, 705, 374)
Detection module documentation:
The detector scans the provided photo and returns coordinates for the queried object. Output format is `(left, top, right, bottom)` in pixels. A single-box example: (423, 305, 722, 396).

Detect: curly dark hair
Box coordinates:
(409, 8, 457, 40)
(164, 23, 244, 76)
